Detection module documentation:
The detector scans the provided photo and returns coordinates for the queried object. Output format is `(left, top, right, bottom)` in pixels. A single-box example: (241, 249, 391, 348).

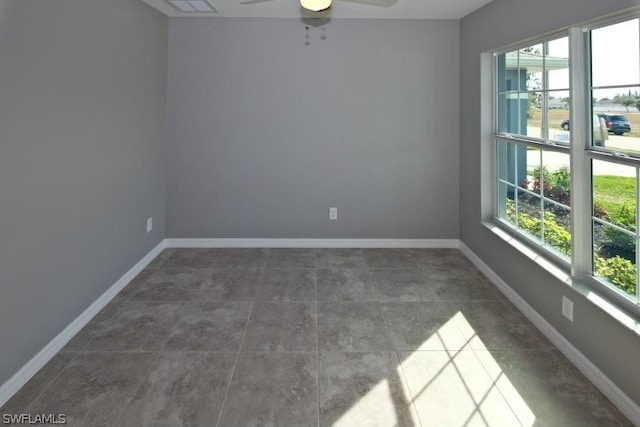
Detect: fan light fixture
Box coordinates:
(300, 0, 331, 12)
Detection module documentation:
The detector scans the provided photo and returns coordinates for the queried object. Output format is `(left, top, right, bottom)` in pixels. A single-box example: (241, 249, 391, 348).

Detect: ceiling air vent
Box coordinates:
(167, 0, 217, 12)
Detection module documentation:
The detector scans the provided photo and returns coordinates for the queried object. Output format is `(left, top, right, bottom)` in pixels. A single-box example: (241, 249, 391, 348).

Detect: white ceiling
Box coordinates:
(140, 0, 493, 19)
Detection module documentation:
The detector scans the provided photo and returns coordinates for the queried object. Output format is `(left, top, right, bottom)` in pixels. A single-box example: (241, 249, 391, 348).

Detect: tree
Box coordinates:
(614, 94, 635, 111)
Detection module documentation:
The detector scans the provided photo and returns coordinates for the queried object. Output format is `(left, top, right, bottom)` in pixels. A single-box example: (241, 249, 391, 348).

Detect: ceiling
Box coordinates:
(140, 0, 494, 19)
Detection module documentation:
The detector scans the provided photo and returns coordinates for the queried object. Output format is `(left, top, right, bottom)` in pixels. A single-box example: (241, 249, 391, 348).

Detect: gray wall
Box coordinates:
(0, 0, 168, 385)
(460, 0, 640, 405)
(166, 18, 459, 238)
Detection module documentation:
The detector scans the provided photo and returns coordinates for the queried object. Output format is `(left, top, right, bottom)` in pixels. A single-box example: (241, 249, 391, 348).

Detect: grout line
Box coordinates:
(379, 304, 424, 427)
(13, 351, 81, 415)
(466, 347, 526, 427)
(110, 352, 160, 427)
(114, 253, 222, 425)
(214, 257, 265, 427)
(72, 301, 126, 353)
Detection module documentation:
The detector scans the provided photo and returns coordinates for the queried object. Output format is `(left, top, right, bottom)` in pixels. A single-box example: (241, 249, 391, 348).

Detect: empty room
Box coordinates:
(1, 0, 639, 425)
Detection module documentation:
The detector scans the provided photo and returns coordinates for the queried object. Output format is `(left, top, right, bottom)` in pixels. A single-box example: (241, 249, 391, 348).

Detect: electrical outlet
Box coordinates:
(562, 295, 573, 322)
(329, 207, 337, 220)
(146, 217, 153, 233)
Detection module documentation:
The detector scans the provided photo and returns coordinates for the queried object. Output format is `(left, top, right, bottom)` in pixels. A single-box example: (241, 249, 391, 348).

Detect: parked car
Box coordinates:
(557, 115, 608, 146)
(597, 114, 631, 135)
(560, 114, 630, 136)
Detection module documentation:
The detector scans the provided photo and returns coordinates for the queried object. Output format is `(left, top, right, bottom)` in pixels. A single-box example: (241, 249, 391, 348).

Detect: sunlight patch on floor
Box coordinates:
(333, 379, 400, 427)
(333, 311, 536, 426)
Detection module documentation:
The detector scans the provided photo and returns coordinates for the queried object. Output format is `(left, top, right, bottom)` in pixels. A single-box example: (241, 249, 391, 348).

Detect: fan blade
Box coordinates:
(240, 0, 276, 4)
(339, 0, 397, 7)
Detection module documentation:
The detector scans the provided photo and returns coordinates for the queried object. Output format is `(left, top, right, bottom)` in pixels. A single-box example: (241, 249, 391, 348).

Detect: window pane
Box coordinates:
(497, 140, 527, 186)
(526, 150, 570, 200)
(527, 91, 543, 139)
(497, 52, 520, 93)
(544, 201, 572, 256)
(546, 90, 570, 142)
(542, 151, 571, 204)
(592, 159, 637, 298)
(547, 37, 569, 91)
(516, 190, 543, 240)
(592, 88, 638, 152)
(592, 160, 636, 233)
(498, 38, 569, 142)
(594, 222, 637, 298)
(592, 19, 640, 88)
(497, 92, 527, 135)
(497, 181, 514, 222)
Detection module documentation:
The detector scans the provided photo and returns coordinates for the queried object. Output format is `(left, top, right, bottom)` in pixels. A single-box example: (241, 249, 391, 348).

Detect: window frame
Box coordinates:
(491, 18, 640, 316)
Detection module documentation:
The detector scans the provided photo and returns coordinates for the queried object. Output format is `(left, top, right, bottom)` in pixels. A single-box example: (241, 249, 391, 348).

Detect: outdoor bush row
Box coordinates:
(526, 167, 637, 257)
(506, 199, 636, 296)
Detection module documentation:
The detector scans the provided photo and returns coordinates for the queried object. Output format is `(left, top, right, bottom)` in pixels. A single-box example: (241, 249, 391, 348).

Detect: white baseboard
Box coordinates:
(166, 238, 460, 249)
(459, 242, 640, 426)
(0, 240, 167, 409)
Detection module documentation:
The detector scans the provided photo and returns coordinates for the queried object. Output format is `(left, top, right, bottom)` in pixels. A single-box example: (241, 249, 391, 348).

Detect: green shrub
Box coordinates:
(530, 166, 570, 193)
(505, 199, 636, 296)
(553, 167, 571, 194)
(506, 200, 571, 256)
(528, 166, 571, 205)
(603, 203, 636, 255)
(595, 255, 637, 296)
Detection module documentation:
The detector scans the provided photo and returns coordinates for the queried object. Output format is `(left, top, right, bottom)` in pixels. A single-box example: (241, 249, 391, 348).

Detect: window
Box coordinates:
(493, 17, 640, 312)
(495, 36, 572, 260)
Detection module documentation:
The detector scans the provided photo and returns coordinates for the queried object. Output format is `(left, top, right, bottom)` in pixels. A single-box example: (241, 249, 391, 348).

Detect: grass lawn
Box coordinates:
(593, 175, 636, 217)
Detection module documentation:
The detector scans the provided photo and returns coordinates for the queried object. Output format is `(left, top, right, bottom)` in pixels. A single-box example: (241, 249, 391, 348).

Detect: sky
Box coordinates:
(518, 18, 640, 100)
(591, 18, 640, 99)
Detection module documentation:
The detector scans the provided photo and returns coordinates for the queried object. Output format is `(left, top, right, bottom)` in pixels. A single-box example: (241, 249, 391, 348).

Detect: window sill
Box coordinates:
(480, 221, 640, 337)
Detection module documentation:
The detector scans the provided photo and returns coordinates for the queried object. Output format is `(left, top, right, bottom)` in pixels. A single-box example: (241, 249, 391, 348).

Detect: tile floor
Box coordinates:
(0, 248, 633, 426)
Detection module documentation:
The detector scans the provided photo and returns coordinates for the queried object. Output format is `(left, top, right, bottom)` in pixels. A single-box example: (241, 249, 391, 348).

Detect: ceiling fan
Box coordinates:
(239, 0, 397, 13)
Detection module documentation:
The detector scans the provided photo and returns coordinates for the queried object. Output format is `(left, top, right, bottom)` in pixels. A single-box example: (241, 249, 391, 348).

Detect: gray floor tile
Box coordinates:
(317, 268, 373, 302)
(218, 352, 318, 427)
(398, 349, 521, 427)
(85, 302, 178, 351)
(424, 268, 502, 301)
(456, 301, 552, 350)
(409, 248, 471, 269)
(117, 352, 236, 427)
(209, 248, 267, 269)
(363, 249, 418, 269)
(128, 268, 210, 301)
(163, 302, 251, 351)
(319, 352, 419, 427)
(145, 249, 175, 270)
(474, 349, 634, 426)
(162, 249, 219, 269)
(265, 248, 316, 268)
(25, 352, 155, 427)
(318, 302, 393, 352)
(113, 269, 155, 303)
(202, 269, 261, 301)
(10, 247, 632, 427)
(242, 302, 316, 351)
(62, 302, 122, 352)
(369, 269, 438, 301)
(256, 269, 316, 301)
(381, 302, 469, 351)
(0, 353, 76, 414)
(315, 248, 367, 269)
